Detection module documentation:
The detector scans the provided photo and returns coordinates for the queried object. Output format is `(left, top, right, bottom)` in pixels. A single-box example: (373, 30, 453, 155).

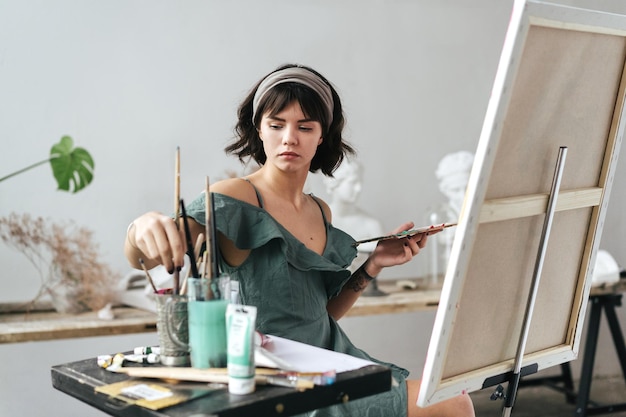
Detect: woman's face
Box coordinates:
(258, 101, 323, 173)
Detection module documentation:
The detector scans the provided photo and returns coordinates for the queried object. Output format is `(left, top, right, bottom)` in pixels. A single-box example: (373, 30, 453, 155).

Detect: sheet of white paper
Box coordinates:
(257, 335, 375, 373)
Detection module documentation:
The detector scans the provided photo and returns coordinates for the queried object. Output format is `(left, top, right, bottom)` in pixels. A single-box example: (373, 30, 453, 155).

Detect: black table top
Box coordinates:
(51, 355, 391, 417)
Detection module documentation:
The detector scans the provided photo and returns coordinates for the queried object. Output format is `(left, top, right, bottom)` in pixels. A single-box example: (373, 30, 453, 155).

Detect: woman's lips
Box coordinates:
(279, 151, 299, 159)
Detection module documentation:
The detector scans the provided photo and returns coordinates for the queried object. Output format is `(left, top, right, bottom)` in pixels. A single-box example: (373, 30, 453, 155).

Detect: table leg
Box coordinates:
(574, 296, 602, 417)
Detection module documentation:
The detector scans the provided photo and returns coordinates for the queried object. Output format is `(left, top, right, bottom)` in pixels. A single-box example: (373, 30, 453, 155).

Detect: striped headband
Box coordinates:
(252, 67, 334, 128)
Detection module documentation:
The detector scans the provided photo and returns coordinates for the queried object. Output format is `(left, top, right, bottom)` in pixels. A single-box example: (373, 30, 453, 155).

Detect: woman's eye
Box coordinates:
(269, 124, 282, 129)
(299, 126, 313, 132)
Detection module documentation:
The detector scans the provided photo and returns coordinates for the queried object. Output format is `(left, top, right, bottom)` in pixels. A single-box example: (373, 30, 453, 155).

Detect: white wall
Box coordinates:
(1, 1, 625, 415)
(0, 0, 517, 293)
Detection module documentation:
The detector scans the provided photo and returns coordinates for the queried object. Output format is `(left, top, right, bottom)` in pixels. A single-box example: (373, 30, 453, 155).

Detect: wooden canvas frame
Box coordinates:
(418, 0, 626, 407)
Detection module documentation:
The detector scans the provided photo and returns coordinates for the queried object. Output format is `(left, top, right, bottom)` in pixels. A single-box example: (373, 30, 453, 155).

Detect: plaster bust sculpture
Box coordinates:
(426, 150, 474, 284)
(323, 159, 384, 256)
(435, 150, 474, 220)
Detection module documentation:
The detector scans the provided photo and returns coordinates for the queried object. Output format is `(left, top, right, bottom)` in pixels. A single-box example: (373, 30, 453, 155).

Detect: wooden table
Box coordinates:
(0, 278, 441, 344)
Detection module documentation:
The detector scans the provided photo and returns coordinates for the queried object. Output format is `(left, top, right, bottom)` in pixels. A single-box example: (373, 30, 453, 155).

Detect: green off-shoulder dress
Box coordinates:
(185, 188, 409, 417)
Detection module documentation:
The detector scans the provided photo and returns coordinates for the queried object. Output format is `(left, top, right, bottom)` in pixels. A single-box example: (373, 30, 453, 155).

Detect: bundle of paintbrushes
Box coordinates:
(137, 147, 220, 297)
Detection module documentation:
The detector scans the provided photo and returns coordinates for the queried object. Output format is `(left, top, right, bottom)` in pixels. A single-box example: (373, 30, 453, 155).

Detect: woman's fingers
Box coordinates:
(155, 218, 187, 273)
(412, 232, 428, 249)
(135, 213, 186, 273)
(371, 221, 433, 269)
(389, 221, 415, 235)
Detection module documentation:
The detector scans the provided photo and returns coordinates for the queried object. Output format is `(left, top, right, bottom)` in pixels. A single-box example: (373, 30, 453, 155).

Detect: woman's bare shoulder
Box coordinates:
(211, 177, 259, 207)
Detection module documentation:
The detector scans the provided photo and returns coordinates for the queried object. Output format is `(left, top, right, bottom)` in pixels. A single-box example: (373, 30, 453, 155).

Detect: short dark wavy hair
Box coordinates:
(225, 64, 355, 176)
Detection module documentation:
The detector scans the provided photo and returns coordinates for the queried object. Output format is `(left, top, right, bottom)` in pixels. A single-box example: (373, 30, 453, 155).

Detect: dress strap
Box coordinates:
(242, 178, 265, 208)
(309, 194, 330, 226)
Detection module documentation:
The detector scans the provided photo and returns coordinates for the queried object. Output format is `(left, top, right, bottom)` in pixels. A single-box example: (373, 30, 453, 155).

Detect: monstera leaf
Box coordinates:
(49, 136, 94, 193)
(0, 135, 95, 193)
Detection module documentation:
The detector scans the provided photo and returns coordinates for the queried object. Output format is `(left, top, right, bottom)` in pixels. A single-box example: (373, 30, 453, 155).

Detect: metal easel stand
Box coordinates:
(500, 146, 569, 417)
(509, 271, 626, 415)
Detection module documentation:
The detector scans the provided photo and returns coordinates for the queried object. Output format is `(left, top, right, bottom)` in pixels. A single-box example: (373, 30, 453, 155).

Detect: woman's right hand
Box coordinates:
(126, 211, 186, 274)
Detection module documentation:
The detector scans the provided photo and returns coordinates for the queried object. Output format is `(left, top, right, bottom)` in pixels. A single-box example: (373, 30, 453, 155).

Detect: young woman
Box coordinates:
(125, 64, 475, 417)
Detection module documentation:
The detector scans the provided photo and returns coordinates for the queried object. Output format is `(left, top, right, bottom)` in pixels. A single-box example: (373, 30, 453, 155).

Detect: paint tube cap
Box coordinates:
(228, 377, 255, 395)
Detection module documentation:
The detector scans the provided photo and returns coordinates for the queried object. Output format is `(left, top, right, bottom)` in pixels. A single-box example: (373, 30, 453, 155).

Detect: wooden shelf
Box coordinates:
(0, 305, 156, 344)
(3, 278, 624, 344)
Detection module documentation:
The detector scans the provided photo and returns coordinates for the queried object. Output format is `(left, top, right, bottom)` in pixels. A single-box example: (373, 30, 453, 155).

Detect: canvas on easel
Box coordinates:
(418, 0, 626, 407)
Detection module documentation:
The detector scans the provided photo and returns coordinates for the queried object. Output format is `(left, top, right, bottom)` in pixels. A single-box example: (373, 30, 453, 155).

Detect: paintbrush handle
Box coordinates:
(138, 258, 158, 293)
(116, 367, 313, 389)
(180, 199, 200, 278)
(352, 222, 457, 247)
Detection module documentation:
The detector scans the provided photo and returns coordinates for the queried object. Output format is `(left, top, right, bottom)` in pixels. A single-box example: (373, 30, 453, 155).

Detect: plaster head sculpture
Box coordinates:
(323, 158, 384, 255)
(323, 159, 363, 207)
(426, 151, 474, 286)
(435, 150, 474, 217)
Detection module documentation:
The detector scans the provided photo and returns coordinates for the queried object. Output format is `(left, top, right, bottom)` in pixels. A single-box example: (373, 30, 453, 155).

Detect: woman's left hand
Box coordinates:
(367, 222, 431, 275)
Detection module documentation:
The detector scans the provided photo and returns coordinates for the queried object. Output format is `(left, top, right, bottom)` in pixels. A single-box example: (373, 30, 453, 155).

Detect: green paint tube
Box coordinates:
(226, 304, 257, 395)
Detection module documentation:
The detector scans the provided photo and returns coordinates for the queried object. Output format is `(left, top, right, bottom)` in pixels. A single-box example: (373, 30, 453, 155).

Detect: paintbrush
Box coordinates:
(209, 191, 219, 278)
(173, 146, 181, 294)
(352, 222, 457, 247)
(180, 233, 205, 296)
(116, 366, 316, 390)
(204, 178, 220, 280)
(202, 179, 217, 300)
(180, 199, 200, 279)
(138, 258, 158, 293)
(174, 146, 181, 219)
(204, 176, 212, 279)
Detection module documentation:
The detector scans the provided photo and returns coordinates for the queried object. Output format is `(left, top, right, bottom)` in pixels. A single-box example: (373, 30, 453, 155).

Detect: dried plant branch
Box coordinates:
(0, 212, 119, 313)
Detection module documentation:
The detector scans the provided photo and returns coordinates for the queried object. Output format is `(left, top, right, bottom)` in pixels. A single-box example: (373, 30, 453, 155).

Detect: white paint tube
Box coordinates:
(226, 304, 257, 395)
(133, 346, 160, 355)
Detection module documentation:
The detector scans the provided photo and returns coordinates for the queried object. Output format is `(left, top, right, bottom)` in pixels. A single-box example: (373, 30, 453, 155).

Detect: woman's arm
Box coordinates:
(124, 178, 258, 275)
(326, 260, 381, 320)
(326, 222, 428, 320)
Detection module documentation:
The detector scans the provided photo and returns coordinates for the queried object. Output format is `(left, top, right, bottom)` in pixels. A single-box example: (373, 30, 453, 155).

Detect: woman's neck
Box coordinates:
(249, 167, 308, 206)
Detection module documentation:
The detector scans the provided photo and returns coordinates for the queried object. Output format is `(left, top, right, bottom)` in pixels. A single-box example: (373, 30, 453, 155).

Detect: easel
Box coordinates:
(491, 147, 569, 416)
(517, 279, 626, 416)
(418, 2, 626, 409)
